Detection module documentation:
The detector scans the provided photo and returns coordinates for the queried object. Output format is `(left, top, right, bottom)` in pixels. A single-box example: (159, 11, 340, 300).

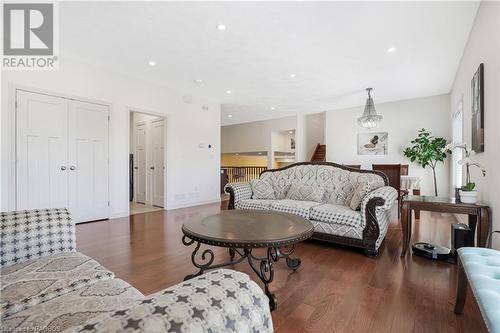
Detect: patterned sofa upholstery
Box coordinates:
(225, 162, 398, 257)
(0, 208, 273, 332)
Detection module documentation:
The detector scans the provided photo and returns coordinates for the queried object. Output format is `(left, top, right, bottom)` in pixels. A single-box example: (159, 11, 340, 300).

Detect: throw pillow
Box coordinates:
(349, 182, 372, 211)
(251, 179, 275, 200)
(286, 182, 324, 202)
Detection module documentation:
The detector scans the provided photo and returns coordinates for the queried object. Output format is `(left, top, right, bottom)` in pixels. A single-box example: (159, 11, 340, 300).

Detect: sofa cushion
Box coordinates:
(2, 278, 143, 333)
(269, 200, 320, 219)
(236, 199, 277, 210)
(349, 182, 372, 211)
(1, 252, 114, 317)
(68, 269, 273, 333)
(310, 220, 363, 240)
(457, 247, 500, 332)
(286, 182, 324, 202)
(250, 179, 275, 200)
(310, 204, 363, 228)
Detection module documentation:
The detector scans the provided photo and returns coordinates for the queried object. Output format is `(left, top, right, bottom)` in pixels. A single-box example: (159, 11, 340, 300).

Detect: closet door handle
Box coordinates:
(70, 166, 76, 171)
(134, 166, 138, 170)
(150, 166, 155, 170)
(60, 166, 67, 171)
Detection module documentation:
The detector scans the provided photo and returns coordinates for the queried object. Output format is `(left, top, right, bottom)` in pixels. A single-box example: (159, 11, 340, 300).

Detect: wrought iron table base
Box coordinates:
(182, 235, 301, 311)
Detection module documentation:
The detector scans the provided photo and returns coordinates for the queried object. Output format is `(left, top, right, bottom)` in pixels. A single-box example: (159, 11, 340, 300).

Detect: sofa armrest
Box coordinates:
(0, 208, 75, 267)
(224, 182, 252, 209)
(361, 186, 398, 213)
(360, 186, 398, 254)
(69, 269, 273, 333)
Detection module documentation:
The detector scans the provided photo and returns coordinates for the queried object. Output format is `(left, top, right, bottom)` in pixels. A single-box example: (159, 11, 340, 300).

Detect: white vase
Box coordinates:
(459, 190, 478, 204)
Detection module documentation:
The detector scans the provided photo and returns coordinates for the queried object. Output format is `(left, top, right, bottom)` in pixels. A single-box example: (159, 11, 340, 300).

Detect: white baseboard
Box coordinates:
(166, 198, 221, 211)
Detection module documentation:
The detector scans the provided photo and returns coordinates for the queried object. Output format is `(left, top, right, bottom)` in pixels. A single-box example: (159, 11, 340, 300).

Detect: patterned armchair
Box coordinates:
(1, 208, 76, 267)
(225, 162, 398, 257)
(1, 209, 273, 332)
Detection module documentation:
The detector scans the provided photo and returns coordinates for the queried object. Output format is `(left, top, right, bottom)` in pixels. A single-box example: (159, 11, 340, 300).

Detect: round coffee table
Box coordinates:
(182, 210, 314, 310)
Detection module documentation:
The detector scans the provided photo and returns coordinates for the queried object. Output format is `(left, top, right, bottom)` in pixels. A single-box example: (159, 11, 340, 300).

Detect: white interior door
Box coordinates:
(151, 119, 165, 207)
(16, 90, 69, 210)
(68, 100, 109, 222)
(134, 123, 147, 203)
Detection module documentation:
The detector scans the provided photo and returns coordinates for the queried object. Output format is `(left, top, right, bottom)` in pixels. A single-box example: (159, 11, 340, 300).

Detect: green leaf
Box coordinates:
(461, 182, 475, 191)
(403, 128, 450, 172)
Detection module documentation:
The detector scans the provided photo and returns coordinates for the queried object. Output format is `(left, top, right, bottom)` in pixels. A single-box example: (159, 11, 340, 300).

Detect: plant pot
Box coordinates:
(459, 190, 478, 204)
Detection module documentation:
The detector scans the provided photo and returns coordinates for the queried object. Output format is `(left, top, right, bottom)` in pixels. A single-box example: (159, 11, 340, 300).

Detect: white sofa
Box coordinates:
(225, 162, 398, 257)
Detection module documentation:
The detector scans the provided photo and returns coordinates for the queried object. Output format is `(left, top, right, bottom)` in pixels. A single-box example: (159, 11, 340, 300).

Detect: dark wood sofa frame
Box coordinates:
(226, 162, 389, 257)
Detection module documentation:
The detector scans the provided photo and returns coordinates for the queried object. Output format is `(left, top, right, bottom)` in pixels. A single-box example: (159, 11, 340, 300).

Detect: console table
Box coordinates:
(400, 195, 492, 257)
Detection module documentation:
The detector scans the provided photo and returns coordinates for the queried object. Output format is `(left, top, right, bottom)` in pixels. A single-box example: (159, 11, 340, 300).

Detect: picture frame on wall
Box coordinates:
(358, 132, 388, 155)
(471, 63, 484, 152)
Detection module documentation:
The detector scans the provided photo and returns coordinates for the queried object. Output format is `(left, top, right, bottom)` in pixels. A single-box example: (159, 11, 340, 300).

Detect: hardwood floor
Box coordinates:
(76, 203, 486, 332)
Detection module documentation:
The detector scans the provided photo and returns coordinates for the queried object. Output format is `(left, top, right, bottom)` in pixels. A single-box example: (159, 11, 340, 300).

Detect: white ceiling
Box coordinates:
(60, 1, 479, 126)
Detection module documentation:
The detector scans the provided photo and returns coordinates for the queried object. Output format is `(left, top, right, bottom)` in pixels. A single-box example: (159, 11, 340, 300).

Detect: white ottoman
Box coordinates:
(454, 247, 500, 332)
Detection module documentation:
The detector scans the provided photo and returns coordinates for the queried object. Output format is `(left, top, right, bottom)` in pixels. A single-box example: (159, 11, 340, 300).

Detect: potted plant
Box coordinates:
(403, 129, 448, 196)
(446, 143, 486, 204)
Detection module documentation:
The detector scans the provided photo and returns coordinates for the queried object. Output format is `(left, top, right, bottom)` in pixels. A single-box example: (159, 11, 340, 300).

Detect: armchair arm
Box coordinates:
(224, 182, 252, 209)
(0, 208, 75, 267)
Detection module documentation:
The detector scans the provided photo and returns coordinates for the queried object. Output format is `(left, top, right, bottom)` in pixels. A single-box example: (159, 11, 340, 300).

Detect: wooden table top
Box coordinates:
(403, 195, 489, 208)
(182, 210, 314, 248)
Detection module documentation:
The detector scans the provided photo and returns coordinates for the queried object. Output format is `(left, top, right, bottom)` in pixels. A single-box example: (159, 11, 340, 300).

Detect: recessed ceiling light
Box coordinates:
(216, 24, 226, 31)
(193, 79, 203, 84)
(148, 60, 156, 66)
(289, 131, 293, 134)
(258, 152, 262, 155)
(387, 47, 397, 53)
(290, 74, 296, 78)
(226, 90, 232, 94)
(270, 107, 276, 111)
(227, 114, 233, 118)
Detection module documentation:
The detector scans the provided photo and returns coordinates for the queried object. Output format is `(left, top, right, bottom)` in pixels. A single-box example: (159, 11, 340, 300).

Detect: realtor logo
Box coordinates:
(2, 2, 58, 69)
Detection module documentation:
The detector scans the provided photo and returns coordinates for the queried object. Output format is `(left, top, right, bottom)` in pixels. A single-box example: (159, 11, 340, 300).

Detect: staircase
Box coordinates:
(310, 143, 326, 162)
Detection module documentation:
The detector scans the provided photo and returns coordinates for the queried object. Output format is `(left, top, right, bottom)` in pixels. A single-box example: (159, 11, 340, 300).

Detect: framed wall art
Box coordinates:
(358, 132, 388, 155)
(471, 63, 484, 152)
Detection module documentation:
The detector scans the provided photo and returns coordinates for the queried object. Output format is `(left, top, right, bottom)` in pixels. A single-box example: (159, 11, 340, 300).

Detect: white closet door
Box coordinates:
(16, 90, 69, 210)
(151, 119, 165, 207)
(134, 123, 147, 203)
(68, 100, 109, 222)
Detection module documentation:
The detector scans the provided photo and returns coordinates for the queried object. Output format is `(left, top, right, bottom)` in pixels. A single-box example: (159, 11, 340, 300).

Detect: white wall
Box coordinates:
(221, 116, 296, 153)
(272, 131, 294, 153)
(450, 1, 500, 249)
(325, 94, 451, 196)
(221, 116, 297, 168)
(1, 58, 221, 216)
(221, 114, 324, 166)
(304, 112, 325, 160)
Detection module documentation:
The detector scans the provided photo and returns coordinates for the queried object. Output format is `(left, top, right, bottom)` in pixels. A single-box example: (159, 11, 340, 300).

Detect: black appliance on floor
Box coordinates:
(412, 223, 473, 263)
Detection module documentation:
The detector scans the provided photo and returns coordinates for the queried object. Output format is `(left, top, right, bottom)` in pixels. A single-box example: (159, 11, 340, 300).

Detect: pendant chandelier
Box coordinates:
(357, 88, 382, 128)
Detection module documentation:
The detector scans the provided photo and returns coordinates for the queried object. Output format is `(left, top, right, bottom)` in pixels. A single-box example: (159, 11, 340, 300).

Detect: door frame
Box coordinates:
(3, 83, 111, 215)
(127, 108, 167, 213)
(132, 120, 147, 204)
(150, 118, 166, 207)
